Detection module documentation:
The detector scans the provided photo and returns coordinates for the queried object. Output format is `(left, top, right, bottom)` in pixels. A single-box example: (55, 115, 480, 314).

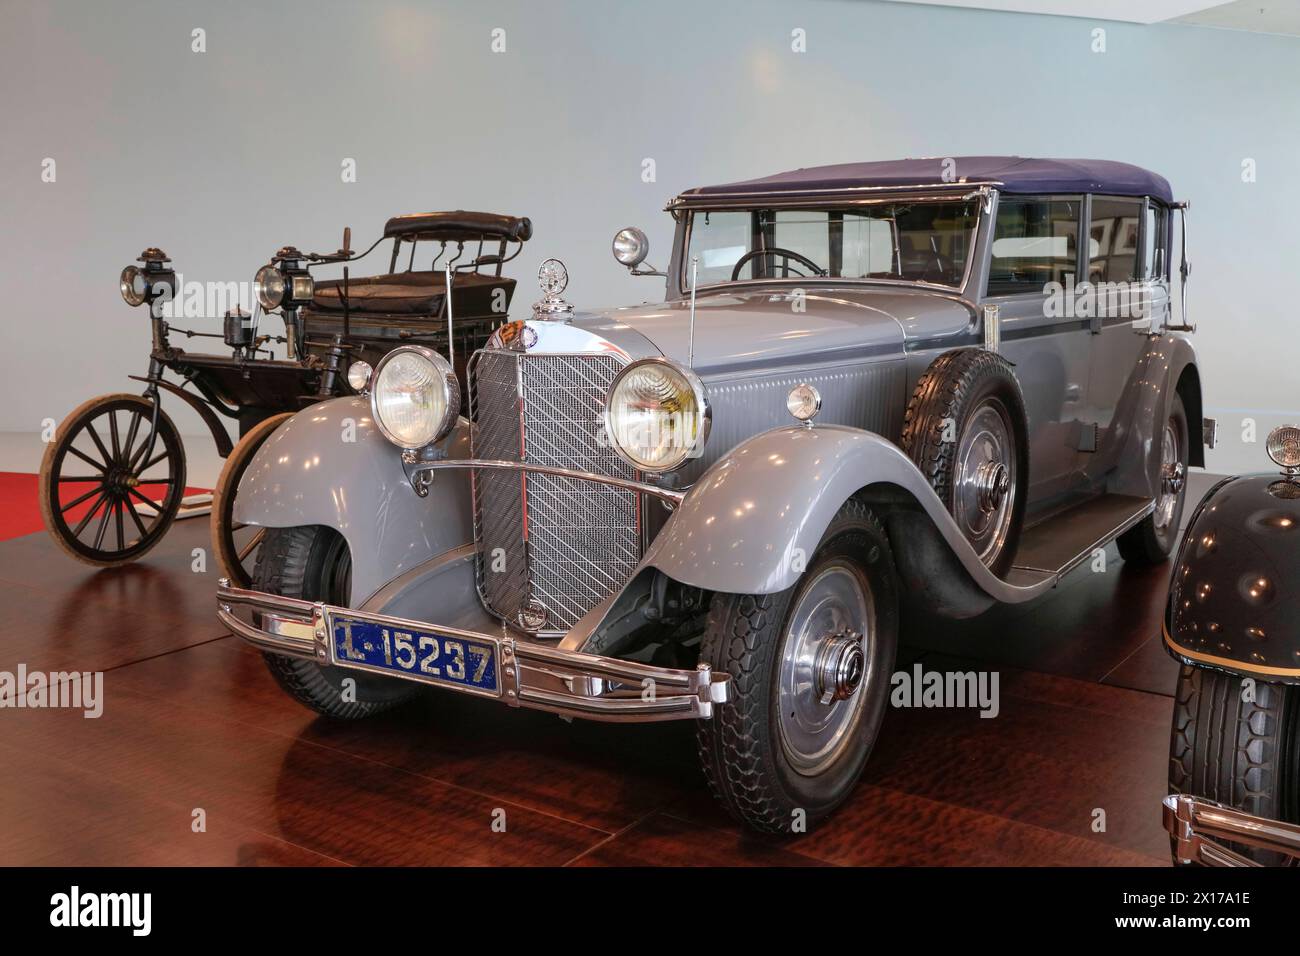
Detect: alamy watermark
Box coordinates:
(50, 886, 150, 936)
(1043, 273, 1150, 322)
(890, 663, 999, 718)
(0, 664, 103, 718)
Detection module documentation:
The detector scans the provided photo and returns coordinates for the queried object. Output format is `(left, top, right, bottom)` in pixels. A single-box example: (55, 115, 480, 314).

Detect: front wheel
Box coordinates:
(256, 526, 421, 719)
(696, 498, 899, 833)
(39, 393, 186, 566)
(1168, 665, 1300, 865)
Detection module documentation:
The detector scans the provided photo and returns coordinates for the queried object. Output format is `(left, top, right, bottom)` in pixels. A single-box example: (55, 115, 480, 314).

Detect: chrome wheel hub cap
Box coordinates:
(1155, 421, 1184, 530)
(778, 562, 874, 776)
(954, 399, 1016, 568)
(814, 631, 866, 705)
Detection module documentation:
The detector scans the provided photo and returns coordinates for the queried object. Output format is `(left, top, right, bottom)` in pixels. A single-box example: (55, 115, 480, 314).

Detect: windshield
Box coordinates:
(684, 200, 979, 290)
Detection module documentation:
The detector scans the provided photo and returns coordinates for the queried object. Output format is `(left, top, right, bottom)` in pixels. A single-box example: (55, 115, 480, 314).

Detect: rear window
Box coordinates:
(1088, 197, 1143, 283)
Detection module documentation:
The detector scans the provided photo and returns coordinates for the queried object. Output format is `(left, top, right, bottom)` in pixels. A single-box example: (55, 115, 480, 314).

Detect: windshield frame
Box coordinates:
(674, 192, 985, 298)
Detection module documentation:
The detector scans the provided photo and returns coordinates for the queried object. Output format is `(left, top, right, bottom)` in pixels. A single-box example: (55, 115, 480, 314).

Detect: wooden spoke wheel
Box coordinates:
(211, 411, 294, 588)
(39, 393, 186, 566)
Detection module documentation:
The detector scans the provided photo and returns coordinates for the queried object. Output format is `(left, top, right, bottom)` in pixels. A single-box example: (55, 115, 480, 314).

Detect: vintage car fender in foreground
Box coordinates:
(232, 396, 473, 607)
(221, 157, 1212, 833)
(1162, 427, 1300, 865)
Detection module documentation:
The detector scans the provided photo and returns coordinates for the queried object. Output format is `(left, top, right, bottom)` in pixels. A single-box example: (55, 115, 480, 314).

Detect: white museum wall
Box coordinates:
(1, 0, 1296, 475)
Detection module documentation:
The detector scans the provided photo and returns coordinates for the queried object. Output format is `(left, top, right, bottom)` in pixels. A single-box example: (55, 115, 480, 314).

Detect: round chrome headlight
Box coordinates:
(254, 264, 285, 310)
(612, 227, 649, 268)
(370, 346, 459, 449)
(603, 358, 710, 473)
(120, 265, 147, 307)
(1266, 425, 1300, 471)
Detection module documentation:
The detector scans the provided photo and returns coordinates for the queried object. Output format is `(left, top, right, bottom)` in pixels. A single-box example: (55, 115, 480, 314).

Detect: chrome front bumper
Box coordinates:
(216, 579, 729, 722)
(1163, 794, 1300, 866)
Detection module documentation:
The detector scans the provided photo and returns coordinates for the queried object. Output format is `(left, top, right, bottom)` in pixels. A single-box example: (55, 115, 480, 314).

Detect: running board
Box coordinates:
(1007, 493, 1153, 584)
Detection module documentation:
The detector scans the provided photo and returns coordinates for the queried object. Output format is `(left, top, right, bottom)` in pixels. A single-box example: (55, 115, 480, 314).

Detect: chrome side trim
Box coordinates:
(981, 303, 1000, 353)
(216, 578, 728, 723)
(412, 459, 685, 505)
(1163, 793, 1300, 866)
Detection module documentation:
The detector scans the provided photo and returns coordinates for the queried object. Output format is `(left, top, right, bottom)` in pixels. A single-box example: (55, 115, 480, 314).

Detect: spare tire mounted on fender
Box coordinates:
(900, 348, 1029, 578)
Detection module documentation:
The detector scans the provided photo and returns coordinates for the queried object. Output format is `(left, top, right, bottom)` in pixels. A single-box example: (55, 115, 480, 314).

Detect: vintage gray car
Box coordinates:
(218, 157, 1210, 832)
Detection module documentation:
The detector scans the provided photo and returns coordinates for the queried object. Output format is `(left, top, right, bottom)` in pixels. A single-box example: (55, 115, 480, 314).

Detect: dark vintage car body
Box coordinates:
(39, 210, 530, 575)
(1163, 463, 1300, 865)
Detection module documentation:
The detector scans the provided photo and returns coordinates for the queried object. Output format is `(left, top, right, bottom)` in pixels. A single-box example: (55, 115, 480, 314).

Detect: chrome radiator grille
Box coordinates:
(469, 349, 641, 633)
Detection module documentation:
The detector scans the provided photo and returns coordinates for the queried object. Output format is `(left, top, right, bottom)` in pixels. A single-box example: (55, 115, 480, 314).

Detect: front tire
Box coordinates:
(1169, 665, 1300, 865)
(1118, 393, 1189, 565)
(696, 498, 899, 833)
(255, 526, 420, 719)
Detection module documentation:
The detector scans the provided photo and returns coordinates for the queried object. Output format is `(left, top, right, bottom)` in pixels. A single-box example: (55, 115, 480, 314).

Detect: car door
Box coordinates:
(982, 194, 1094, 517)
(1082, 196, 1169, 484)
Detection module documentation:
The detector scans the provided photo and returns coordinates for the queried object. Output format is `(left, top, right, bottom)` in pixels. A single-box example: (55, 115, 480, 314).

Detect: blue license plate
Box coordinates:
(328, 614, 500, 695)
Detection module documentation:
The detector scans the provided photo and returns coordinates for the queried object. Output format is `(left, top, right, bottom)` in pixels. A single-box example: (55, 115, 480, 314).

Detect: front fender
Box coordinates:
(641, 423, 1052, 605)
(233, 396, 472, 605)
(1164, 473, 1300, 682)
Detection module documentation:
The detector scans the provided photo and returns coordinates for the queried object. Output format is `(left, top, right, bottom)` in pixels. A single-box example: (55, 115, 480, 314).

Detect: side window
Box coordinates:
(986, 197, 1079, 296)
(1088, 198, 1142, 283)
(1141, 202, 1167, 281)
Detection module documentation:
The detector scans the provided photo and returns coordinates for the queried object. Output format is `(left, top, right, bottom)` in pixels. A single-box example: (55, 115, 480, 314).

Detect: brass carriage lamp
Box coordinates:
(119, 248, 176, 312)
(254, 246, 315, 311)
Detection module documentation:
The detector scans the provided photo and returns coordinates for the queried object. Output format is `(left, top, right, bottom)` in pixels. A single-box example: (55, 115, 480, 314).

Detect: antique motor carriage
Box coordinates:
(1163, 427, 1300, 866)
(218, 158, 1209, 832)
(39, 211, 531, 584)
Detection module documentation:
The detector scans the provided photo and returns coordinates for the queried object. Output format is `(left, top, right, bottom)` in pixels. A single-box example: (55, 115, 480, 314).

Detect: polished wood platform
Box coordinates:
(0, 476, 1220, 866)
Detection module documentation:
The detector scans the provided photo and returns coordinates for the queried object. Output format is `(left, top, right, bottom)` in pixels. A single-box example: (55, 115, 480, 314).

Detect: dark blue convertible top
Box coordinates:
(679, 156, 1173, 204)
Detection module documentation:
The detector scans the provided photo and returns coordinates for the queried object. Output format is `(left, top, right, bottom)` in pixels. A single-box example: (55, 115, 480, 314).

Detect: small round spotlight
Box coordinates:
(346, 360, 373, 393)
(612, 227, 649, 268)
(787, 383, 822, 423)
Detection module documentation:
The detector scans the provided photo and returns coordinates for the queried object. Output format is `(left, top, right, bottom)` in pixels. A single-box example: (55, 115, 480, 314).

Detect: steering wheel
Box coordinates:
(730, 247, 827, 281)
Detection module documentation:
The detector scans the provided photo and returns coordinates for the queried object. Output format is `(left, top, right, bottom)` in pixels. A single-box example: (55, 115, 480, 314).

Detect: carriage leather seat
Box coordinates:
(310, 271, 516, 317)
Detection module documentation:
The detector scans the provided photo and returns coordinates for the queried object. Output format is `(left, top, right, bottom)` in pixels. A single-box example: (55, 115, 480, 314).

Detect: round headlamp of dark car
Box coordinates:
(1266, 425, 1300, 472)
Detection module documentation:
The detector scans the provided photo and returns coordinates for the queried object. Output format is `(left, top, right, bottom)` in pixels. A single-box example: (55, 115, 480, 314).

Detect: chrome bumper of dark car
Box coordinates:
(1163, 794, 1300, 866)
(216, 579, 729, 722)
